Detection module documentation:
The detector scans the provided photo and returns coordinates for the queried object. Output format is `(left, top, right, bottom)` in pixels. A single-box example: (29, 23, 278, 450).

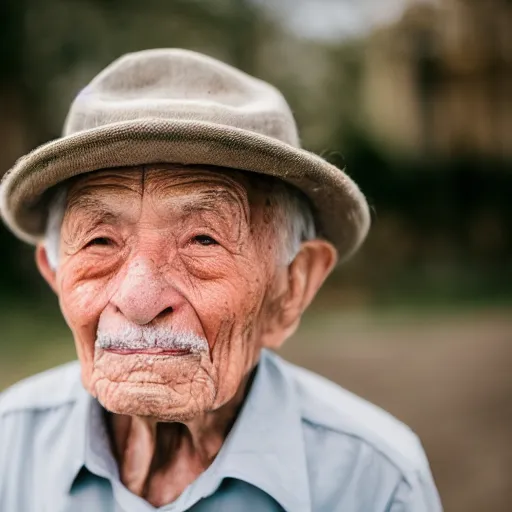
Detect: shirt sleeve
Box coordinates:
(0, 408, 13, 508)
(388, 469, 443, 512)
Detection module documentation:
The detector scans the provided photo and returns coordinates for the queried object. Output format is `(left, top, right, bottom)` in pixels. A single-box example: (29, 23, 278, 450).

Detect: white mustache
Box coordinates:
(96, 326, 209, 353)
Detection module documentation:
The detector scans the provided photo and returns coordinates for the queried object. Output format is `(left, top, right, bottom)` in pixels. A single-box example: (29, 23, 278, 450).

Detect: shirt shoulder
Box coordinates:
(0, 360, 82, 416)
(265, 353, 442, 511)
(0, 362, 87, 511)
(281, 357, 430, 479)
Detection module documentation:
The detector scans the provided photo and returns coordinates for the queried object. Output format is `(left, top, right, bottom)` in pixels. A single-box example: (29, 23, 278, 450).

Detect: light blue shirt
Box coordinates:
(0, 350, 442, 511)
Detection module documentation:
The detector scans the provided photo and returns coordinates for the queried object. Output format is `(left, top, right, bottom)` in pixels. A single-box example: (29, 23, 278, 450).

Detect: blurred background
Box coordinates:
(1, 0, 511, 510)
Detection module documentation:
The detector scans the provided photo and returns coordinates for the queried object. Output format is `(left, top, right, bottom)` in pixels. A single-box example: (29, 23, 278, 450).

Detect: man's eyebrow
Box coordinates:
(177, 189, 250, 224)
(65, 194, 122, 223)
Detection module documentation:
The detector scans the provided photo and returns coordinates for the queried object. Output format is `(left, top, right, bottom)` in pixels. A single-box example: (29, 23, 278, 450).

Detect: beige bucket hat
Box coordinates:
(0, 48, 370, 262)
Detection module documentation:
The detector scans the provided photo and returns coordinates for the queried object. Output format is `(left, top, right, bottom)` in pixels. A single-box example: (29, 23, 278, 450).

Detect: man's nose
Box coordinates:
(110, 258, 182, 325)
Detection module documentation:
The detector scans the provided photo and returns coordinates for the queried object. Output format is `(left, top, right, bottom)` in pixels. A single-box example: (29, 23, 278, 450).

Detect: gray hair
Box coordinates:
(45, 187, 68, 270)
(45, 176, 317, 269)
(96, 325, 209, 354)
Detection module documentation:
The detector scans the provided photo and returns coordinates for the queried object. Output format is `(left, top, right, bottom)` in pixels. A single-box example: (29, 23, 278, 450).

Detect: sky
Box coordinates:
(252, 0, 437, 41)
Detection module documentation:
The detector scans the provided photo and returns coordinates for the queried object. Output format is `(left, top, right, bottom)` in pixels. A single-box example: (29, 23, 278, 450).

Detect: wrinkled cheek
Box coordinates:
(202, 282, 259, 349)
(207, 295, 263, 408)
(59, 278, 112, 390)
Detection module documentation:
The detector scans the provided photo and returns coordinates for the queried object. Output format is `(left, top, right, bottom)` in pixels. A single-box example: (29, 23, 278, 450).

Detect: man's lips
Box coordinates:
(104, 347, 192, 356)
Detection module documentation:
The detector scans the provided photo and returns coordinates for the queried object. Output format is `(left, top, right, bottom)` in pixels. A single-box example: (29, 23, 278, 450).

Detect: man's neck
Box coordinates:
(106, 369, 255, 507)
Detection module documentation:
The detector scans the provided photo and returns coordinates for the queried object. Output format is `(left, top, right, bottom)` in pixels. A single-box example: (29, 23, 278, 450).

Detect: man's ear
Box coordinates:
(262, 239, 337, 349)
(291, 239, 338, 313)
(35, 243, 58, 294)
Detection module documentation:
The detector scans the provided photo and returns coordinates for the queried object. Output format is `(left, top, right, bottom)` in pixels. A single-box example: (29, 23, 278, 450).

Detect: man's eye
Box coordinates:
(193, 235, 218, 246)
(85, 237, 113, 247)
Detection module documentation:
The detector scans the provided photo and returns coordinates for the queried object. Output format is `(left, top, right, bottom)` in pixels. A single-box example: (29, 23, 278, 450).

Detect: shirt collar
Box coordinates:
(211, 349, 311, 511)
(63, 349, 311, 512)
(55, 376, 92, 495)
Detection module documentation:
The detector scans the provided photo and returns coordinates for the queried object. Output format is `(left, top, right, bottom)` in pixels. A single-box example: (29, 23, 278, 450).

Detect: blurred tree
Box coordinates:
(0, 0, 41, 294)
(0, 0, 511, 302)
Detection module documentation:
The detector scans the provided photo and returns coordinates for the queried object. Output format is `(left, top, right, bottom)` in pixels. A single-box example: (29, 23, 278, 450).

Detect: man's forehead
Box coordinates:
(64, 165, 259, 207)
(61, 165, 262, 227)
(67, 165, 251, 194)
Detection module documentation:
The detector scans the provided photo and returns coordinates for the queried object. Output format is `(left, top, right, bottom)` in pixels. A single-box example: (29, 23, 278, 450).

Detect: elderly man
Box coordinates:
(0, 49, 441, 511)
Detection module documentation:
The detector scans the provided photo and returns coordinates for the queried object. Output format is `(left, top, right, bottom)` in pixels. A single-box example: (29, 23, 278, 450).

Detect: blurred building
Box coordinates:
(362, 0, 512, 161)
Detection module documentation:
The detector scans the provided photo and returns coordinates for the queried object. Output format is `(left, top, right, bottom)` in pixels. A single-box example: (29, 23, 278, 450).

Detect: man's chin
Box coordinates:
(92, 379, 217, 422)
(85, 350, 217, 418)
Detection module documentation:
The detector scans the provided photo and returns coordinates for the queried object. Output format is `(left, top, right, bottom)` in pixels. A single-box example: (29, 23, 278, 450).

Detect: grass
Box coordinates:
(0, 301, 75, 390)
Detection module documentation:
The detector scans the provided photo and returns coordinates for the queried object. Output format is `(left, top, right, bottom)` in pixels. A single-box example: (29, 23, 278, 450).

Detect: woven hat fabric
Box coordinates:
(0, 48, 370, 262)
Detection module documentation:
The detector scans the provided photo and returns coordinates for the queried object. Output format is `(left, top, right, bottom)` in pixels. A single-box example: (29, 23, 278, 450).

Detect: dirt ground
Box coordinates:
(282, 308, 512, 512)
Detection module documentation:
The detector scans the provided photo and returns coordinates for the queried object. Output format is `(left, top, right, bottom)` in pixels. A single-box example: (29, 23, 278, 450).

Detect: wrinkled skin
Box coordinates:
(36, 164, 336, 505)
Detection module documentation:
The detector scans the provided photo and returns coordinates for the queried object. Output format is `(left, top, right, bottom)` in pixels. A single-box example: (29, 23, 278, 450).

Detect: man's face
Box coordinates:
(52, 165, 284, 421)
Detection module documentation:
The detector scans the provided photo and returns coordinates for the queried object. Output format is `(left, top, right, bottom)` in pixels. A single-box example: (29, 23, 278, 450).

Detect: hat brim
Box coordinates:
(0, 118, 370, 263)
